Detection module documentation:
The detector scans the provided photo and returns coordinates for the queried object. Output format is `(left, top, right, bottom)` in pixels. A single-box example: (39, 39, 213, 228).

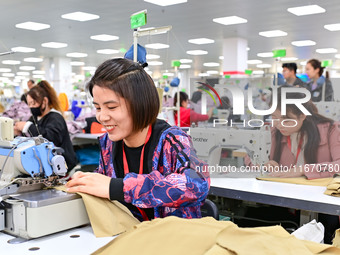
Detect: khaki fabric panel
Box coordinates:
(204, 244, 235, 255)
(333, 229, 340, 249)
(55, 185, 140, 237)
(92, 216, 235, 255)
(257, 177, 332, 186)
(325, 177, 340, 196)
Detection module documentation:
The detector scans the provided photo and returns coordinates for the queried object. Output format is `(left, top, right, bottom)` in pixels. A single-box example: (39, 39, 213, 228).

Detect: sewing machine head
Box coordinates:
(0, 117, 67, 196)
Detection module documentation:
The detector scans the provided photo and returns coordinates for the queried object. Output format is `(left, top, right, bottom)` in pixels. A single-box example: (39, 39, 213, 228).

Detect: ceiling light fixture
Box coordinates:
(96, 49, 119, 54)
(179, 64, 191, 69)
(61, 12, 99, 21)
(247, 60, 262, 64)
(281, 57, 298, 61)
(186, 50, 208, 55)
(180, 59, 192, 63)
(287, 5, 325, 16)
(213, 16, 247, 26)
(148, 61, 163, 66)
(145, 43, 169, 49)
(17, 72, 30, 76)
(291, 40, 316, 46)
(15, 21, 50, 31)
(70, 61, 85, 66)
(188, 38, 215, 45)
(259, 30, 287, 37)
(203, 62, 220, 67)
(316, 48, 337, 54)
(256, 64, 272, 68)
(324, 23, 340, 31)
(41, 42, 68, 48)
(24, 57, 43, 62)
(2, 60, 21, 65)
(146, 54, 160, 60)
(11, 47, 36, 53)
(0, 68, 12, 72)
(198, 73, 209, 77)
(207, 70, 219, 74)
(66, 52, 88, 58)
(257, 52, 274, 58)
(19, 66, 35, 71)
(90, 34, 119, 41)
(32, 70, 45, 74)
(143, 0, 187, 6)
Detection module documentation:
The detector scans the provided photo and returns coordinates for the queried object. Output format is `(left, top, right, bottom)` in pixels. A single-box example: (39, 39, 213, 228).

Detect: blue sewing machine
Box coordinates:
(0, 117, 89, 241)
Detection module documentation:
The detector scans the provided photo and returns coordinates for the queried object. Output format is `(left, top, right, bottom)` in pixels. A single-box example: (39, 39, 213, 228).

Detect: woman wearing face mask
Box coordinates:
(305, 59, 334, 102)
(14, 80, 78, 171)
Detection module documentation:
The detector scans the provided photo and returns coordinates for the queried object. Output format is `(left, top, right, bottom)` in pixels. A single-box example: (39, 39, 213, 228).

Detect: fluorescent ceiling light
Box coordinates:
(257, 64, 272, 68)
(316, 48, 337, 54)
(17, 72, 30, 76)
(179, 64, 191, 69)
(188, 38, 215, 45)
(219, 56, 224, 60)
(0, 68, 11, 72)
(66, 52, 88, 58)
(180, 59, 192, 63)
(207, 70, 219, 74)
(19, 66, 35, 71)
(83, 66, 96, 71)
(146, 54, 160, 60)
(324, 23, 340, 31)
(144, 0, 187, 6)
(300, 61, 307, 66)
(70, 61, 85, 66)
(2, 60, 21, 65)
(247, 47, 250, 51)
(146, 70, 153, 75)
(247, 60, 262, 64)
(97, 49, 119, 54)
(253, 70, 264, 75)
(148, 61, 163, 66)
(15, 21, 50, 31)
(61, 12, 99, 21)
(203, 62, 220, 67)
(198, 73, 209, 77)
(287, 5, 325, 16)
(11, 47, 35, 53)
(41, 42, 68, 48)
(90, 34, 119, 41)
(259, 30, 287, 37)
(281, 57, 298, 61)
(291, 40, 316, 47)
(33, 70, 45, 74)
(257, 52, 274, 58)
(163, 72, 174, 77)
(213, 16, 247, 26)
(2, 73, 15, 77)
(186, 50, 208, 55)
(335, 54, 340, 59)
(33, 75, 45, 79)
(145, 43, 169, 49)
(24, 57, 43, 62)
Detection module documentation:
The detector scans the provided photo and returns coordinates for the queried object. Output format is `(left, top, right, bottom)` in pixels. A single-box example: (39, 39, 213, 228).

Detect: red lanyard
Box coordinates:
(122, 125, 152, 221)
(287, 134, 304, 163)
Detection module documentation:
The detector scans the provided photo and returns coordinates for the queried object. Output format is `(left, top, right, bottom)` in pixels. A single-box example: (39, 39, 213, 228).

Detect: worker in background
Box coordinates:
(1, 93, 30, 121)
(66, 58, 209, 221)
(246, 85, 340, 243)
(282, 63, 306, 87)
(27, 79, 35, 90)
(174, 91, 213, 127)
(305, 59, 334, 102)
(14, 80, 78, 171)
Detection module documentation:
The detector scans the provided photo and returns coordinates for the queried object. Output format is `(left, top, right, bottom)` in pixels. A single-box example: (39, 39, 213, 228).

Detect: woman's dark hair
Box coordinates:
(273, 85, 334, 164)
(27, 80, 62, 113)
(87, 58, 159, 132)
(173, 91, 189, 108)
(307, 59, 329, 79)
(218, 96, 231, 109)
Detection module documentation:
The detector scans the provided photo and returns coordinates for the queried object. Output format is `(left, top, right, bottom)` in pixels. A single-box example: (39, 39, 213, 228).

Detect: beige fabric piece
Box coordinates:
(92, 216, 234, 255)
(92, 216, 340, 255)
(214, 224, 340, 255)
(257, 177, 332, 187)
(324, 177, 340, 197)
(333, 229, 340, 248)
(55, 185, 140, 237)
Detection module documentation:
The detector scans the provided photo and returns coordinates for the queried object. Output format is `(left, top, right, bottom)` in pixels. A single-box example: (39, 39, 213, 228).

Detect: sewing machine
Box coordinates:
(191, 125, 271, 176)
(0, 117, 89, 241)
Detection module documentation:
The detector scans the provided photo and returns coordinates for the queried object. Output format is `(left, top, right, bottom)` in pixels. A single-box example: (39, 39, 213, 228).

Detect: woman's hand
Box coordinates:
(66, 171, 111, 199)
(14, 121, 26, 132)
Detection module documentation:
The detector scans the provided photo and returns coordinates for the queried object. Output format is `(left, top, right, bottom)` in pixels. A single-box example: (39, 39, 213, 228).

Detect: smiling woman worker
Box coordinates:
(263, 86, 340, 178)
(66, 58, 210, 221)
